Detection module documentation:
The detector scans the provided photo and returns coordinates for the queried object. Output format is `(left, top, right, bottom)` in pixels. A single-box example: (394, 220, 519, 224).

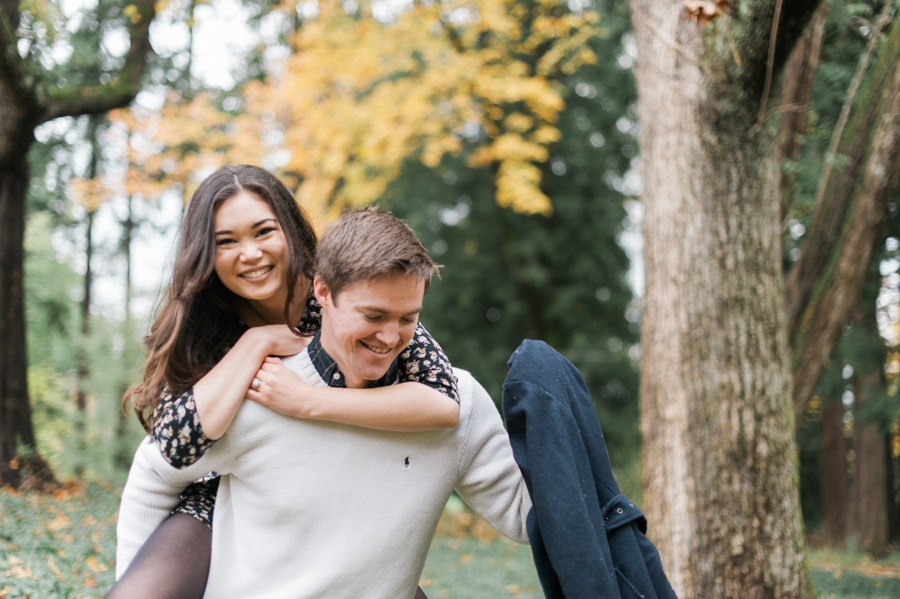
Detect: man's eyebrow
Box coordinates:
(360, 306, 423, 316)
(215, 218, 277, 235)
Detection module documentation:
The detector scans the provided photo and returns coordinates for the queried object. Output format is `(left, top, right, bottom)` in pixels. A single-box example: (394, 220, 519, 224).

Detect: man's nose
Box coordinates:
(375, 323, 400, 347)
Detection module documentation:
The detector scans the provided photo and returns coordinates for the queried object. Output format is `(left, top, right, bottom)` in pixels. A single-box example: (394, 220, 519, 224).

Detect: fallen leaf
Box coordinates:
(46, 512, 71, 531)
(86, 556, 108, 573)
(48, 556, 65, 582)
(506, 584, 522, 595)
(5, 565, 36, 579)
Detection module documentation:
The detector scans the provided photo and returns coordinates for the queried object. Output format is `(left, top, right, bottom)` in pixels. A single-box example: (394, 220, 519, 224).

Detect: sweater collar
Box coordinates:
(307, 331, 399, 389)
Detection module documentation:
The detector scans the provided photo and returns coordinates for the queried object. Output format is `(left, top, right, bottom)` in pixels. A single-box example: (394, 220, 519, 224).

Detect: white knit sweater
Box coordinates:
(115, 350, 532, 599)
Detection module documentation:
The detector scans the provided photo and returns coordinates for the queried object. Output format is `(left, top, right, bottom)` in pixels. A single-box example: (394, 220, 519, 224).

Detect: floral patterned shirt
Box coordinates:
(159, 291, 458, 527)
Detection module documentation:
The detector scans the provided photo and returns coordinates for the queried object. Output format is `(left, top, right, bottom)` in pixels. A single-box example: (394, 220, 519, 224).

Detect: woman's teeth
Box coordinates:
(241, 266, 272, 278)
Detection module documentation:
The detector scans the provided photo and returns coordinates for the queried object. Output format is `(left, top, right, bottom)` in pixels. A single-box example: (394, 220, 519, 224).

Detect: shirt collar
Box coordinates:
(307, 331, 399, 389)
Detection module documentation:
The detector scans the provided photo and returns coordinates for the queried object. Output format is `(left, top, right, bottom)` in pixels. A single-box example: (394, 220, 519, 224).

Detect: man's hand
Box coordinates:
(247, 357, 318, 419)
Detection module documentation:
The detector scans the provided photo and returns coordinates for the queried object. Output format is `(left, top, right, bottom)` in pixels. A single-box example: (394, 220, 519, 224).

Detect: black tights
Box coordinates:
(105, 512, 430, 598)
(105, 513, 211, 599)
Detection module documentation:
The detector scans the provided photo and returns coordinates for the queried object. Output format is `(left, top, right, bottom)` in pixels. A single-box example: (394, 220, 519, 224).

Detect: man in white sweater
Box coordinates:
(115, 209, 532, 598)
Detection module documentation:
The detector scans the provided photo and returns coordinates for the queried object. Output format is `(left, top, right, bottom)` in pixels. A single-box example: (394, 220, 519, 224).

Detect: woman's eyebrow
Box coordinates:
(215, 218, 277, 235)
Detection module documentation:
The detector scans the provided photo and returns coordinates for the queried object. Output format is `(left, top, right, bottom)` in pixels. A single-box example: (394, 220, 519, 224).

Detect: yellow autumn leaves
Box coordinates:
(70, 0, 599, 222)
(281, 0, 598, 218)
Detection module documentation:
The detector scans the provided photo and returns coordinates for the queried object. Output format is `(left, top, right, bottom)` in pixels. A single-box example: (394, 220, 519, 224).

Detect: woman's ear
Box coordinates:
(313, 277, 332, 308)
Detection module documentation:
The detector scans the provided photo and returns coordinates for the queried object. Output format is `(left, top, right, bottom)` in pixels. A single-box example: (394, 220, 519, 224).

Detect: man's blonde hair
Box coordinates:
(314, 207, 440, 298)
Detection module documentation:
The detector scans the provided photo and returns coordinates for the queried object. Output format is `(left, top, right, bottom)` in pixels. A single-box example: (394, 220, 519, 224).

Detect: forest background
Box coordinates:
(2, 0, 900, 597)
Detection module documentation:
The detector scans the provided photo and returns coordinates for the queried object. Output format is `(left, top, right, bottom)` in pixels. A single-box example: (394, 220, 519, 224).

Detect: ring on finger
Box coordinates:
(251, 378, 261, 390)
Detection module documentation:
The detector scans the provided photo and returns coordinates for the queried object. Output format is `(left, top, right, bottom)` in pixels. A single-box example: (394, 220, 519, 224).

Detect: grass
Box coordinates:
(1, 483, 899, 598)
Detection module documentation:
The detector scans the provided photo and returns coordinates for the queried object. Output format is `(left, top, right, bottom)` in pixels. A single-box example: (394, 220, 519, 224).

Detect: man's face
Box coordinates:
(314, 272, 425, 389)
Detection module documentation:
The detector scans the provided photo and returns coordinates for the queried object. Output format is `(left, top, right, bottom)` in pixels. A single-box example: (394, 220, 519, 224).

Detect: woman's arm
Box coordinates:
(249, 357, 459, 430)
(191, 325, 311, 440)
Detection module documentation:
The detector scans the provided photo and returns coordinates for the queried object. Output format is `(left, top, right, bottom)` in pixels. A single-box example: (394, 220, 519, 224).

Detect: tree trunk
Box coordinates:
(0, 153, 51, 487)
(821, 399, 847, 546)
(115, 195, 136, 470)
(885, 432, 898, 543)
(630, 1, 819, 597)
(75, 116, 102, 475)
(75, 207, 94, 475)
(850, 371, 889, 558)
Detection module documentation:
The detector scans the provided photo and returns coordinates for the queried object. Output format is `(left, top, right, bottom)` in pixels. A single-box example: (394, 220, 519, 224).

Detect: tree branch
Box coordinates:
(40, 0, 157, 122)
(784, 8, 899, 340)
(775, 3, 827, 222)
(791, 31, 900, 423)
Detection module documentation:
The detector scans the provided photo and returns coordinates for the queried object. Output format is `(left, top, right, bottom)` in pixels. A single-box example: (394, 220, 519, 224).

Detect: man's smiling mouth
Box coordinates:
(240, 266, 273, 279)
(361, 342, 391, 355)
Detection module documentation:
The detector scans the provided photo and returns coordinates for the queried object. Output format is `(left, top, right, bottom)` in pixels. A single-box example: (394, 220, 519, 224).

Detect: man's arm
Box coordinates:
(454, 371, 532, 544)
(115, 436, 230, 578)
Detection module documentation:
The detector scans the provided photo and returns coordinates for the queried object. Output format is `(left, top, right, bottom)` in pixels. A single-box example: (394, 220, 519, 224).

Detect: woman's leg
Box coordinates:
(104, 513, 211, 599)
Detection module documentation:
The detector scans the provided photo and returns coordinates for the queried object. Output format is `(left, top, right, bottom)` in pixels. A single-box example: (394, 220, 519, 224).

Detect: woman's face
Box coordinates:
(213, 190, 290, 307)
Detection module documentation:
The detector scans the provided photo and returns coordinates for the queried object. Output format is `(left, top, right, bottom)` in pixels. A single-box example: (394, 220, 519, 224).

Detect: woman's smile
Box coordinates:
(240, 266, 274, 280)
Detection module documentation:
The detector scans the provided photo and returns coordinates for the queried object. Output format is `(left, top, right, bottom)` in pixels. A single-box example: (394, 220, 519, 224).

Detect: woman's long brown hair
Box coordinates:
(125, 165, 318, 432)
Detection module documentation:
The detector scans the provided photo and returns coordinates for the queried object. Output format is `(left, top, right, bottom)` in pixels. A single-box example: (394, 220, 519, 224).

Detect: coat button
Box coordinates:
(617, 508, 623, 514)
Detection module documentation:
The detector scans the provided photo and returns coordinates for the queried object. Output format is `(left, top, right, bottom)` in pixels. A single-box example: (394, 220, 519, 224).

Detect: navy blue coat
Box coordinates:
(502, 340, 677, 599)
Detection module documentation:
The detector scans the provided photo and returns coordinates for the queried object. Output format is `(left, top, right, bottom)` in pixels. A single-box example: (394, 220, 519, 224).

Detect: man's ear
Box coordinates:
(313, 277, 332, 308)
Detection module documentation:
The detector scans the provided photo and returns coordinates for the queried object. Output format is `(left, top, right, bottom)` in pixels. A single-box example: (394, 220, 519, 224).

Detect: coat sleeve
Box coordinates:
(453, 372, 532, 544)
(115, 435, 232, 578)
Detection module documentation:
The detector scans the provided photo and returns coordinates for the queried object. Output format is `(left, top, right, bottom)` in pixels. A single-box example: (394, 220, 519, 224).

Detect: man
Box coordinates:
(115, 209, 532, 598)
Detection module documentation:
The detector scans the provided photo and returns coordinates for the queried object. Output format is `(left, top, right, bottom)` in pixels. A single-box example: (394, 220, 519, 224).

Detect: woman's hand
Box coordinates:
(245, 325, 311, 358)
(247, 357, 319, 418)
(193, 327, 309, 440)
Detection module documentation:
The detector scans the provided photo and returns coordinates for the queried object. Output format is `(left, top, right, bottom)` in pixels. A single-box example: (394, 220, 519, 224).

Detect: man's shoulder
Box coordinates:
(451, 368, 497, 422)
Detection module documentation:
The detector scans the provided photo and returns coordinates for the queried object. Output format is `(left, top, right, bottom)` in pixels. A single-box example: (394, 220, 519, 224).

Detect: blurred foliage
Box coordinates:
(787, 0, 900, 540)
(387, 0, 640, 466)
(277, 0, 600, 218)
(0, 483, 120, 597)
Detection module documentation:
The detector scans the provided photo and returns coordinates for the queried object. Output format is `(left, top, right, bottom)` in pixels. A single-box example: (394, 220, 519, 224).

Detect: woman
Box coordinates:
(106, 166, 458, 598)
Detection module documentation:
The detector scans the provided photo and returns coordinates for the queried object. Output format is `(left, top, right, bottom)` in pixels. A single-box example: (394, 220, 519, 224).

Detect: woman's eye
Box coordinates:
(363, 314, 380, 322)
(400, 318, 415, 325)
(257, 227, 276, 237)
(216, 238, 235, 246)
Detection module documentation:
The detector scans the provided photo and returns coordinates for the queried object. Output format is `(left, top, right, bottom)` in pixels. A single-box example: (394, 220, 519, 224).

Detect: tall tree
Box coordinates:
(0, 0, 156, 485)
(629, 1, 820, 598)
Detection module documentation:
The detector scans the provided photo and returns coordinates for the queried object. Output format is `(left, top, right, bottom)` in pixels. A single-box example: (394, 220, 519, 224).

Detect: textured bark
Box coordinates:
(850, 371, 889, 558)
(790, 23, 900, 421)
(0, 0, 156, 486)
(630, 1, 819, 597)
(821, 400, 846, 546)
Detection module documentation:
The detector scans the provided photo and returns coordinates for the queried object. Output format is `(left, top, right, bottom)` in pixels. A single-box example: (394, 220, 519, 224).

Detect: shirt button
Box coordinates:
(333, 373, 341, 380)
